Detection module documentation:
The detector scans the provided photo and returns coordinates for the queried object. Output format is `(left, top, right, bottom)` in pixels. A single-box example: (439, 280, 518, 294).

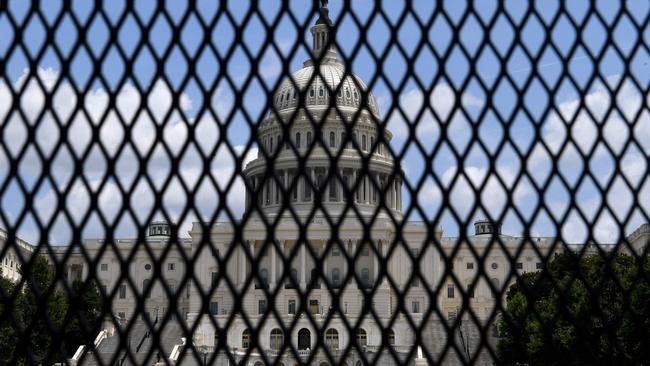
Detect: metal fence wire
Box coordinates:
(0, 0, 649, 365)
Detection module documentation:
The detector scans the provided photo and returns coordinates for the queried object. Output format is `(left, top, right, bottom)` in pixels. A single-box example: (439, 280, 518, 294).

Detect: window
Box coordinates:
(309, 88, 315, 98)
(296, 132, 301, 149)
(168, 262, 176, 271)
(411, 301, 420, 313)
(143, 279, 151, 298)
(210, 301, 219, 315)
(448, 311, 457, 321)
(119, 284, 127, 299)
(360, 246, 369, 256)
(260, 269, 269, 288)
(362, 135, 367, 151)
(270, 329, 283, 351)
(332, 268, 340, 287)
(100, 263, 108, 271)
(361, 268, 370, 287)
(258, 300, 267, 314)
(467, 283, 475, 298)
(288, 299, 296, 315)
(516, 262, 523, 269)
(145, 263, 151, 271)
(329, 179, 337, 200)
(211, 272, 218, 287)
(332, 246, 341, 256)
(411, 249, 420, 287)
(319, 87, 324, 97)
(329, 131, 336, 147)
(536, 262, 542, 270)
(242, 329, 251, 349)
(467, 262, 474, 270)
(325, 328, 339, 349)
(342, 132, 347, 147)
(491, 262, 498, 270)
(388, 329, 395, 346)
(447, 284, 455, 298)
(356, 328, 367, 347)
(118, 312, 126, 319)
(101, 285, 107, 294)
(309, 299, 319, 314)
(307, 131, 312, 146)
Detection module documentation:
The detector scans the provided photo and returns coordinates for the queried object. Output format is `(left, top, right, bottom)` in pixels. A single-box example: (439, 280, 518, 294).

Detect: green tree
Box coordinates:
(497, 251, 650, 365)
(0, 271, 21, 365)
(10, 255, 68, 365)
(62, 279, 104, 357)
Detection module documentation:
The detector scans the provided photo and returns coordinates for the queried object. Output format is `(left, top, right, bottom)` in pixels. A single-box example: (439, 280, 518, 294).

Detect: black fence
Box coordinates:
(0, 1, 649, 365)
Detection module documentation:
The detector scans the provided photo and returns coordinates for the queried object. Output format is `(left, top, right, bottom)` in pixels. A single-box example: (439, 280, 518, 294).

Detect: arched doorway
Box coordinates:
(356, 328, 367, 347)
(325, 328, 339, 349)
(298, 328, 311, 350)
(270, 328, 283, 350)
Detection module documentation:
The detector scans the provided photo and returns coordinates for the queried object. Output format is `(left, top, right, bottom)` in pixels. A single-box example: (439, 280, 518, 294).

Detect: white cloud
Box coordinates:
(1, 68, 257, 243)
(385, 84, 483, 142)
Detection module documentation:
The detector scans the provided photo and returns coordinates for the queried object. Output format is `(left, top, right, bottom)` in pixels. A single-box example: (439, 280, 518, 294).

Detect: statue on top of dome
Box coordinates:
(317, 0, 333, 26)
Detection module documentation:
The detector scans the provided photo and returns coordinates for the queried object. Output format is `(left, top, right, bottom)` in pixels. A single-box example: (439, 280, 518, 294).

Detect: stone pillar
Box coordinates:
(323, 244, 328, 282)
(271, 242, 277, 287)
(352, 169, 358, 202)
(373, 241, 379, 285)
(300, 243, 306, 288)
(240, 241, 247, 287)
(350, 240, 357, 283)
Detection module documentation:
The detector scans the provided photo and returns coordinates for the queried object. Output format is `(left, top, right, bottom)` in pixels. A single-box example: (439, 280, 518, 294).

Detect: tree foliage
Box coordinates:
(0, 256, 104, 365)
(497, 251, 650, 365)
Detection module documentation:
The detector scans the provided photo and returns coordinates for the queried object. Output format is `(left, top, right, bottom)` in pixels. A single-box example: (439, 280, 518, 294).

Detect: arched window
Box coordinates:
(362, 135, 367, 151)
(309, 88, 315, 98)
(353, 90, 359, 100)
(296, 133, 301, 149)
(332, 268, 340, 287)
(319, 87, 324, 97)
(370, 136, 374, 150)
(298, 328, 311, 350)
(325, 328, 339, 349)
(388, 329, 396, 345)
(329, 131, 336, 148)
(345, 88, 351, 99)
(356, 328, 367, 347)
(270, 328, 283, 351)
(307, 131, 312, 146)
(242, 329, 251, 349)
(341, 132, 347, 148)
(143, 279, 151, 298)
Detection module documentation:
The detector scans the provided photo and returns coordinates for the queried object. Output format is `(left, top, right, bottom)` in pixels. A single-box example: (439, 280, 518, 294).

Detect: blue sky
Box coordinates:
(0, 0, 649, 245)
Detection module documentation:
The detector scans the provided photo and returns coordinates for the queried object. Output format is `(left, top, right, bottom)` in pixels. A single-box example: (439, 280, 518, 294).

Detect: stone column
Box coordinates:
(271, 242, 277, 288)
(352, 169, 358, 202)
(373, 241, 379, 285)
(240, 241, 248, 287)
(350, 240, 357, 283)
(300, 243, 306, 288)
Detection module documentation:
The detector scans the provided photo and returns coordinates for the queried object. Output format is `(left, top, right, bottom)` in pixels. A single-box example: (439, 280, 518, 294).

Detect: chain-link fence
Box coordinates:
(1, 1, 649, 365)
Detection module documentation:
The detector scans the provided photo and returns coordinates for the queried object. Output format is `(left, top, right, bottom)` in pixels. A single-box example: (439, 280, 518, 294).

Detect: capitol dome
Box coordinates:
(243, 2, 402, 218)
(271, 60, 381, 118)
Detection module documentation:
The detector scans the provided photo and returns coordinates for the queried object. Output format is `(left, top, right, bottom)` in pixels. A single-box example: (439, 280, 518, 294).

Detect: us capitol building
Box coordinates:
(1, 3, 649, 366)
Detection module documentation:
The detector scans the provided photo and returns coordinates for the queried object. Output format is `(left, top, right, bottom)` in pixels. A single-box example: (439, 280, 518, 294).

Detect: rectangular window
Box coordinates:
(258, 300, 267, 314)
(101, 285, 107, 294)
(467, 283, 474, 298)
(411, 301, 420, 313)
(536, 262, 542, 270)
(288, 300, 296, 315)
(516, 262, 523, 269)
(447, 284, 455, 298)
(168, 263, 176, 271)
(466, 262, 474, 270)
(119, 284, 126, 299)
(100, 263, 108, 271)
(210, 301, 219, 315)
(211, 272, 218, 287)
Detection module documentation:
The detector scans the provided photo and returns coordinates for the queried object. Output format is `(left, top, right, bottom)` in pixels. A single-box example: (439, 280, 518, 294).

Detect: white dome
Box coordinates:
(271, 59, 380, 118)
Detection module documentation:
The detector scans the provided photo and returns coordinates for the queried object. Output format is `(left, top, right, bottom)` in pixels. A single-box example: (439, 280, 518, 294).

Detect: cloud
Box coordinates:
(1, 68, 257, 243)
(385, 84, 483, 142)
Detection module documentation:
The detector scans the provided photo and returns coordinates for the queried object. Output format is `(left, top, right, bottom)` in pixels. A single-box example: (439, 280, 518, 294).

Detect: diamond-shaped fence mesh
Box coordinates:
(0, 1, 649, 365)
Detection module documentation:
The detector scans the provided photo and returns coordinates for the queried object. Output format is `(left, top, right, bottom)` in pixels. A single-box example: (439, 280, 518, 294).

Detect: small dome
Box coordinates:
(271, 60, 380, 118)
